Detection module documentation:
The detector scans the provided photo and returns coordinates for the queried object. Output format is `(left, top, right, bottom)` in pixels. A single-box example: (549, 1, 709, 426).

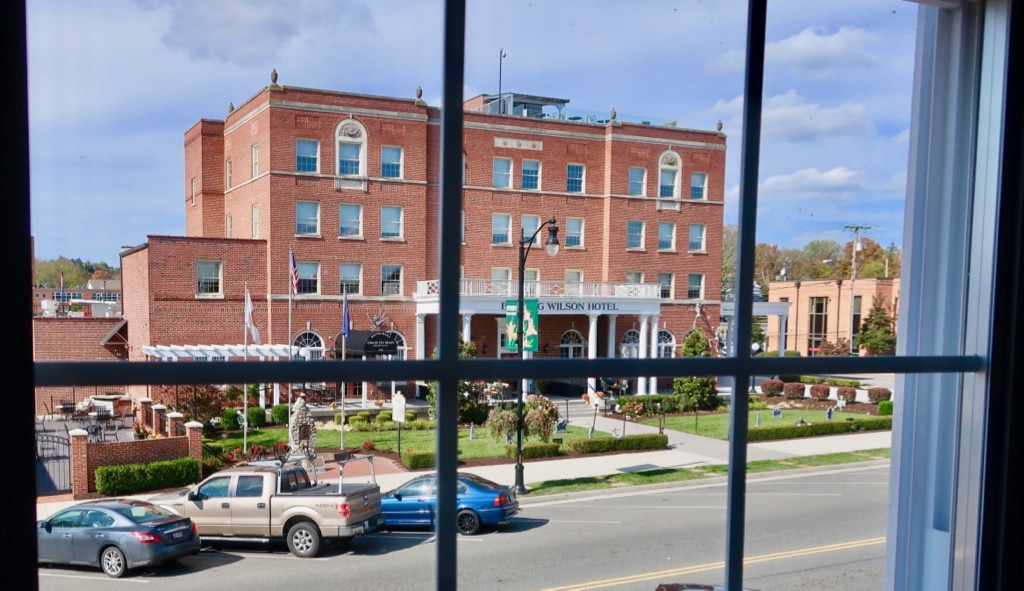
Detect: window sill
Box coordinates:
(339, 235, 365, 241)
(658, 248, 678, 253)
(380, 237, 405, 242)
(626, 247, 646, 252)
(491, 243, 515, 248)
(688, 249, 707, 255)
(195, 293, 224, 300)
(295, 233, 322, 239)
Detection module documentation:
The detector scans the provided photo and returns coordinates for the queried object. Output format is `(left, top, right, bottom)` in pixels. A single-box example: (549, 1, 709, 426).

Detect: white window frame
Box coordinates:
(296, 201, 320, 236)
(492, 157, 511, 188)
(381, 205, 404, 240)
(340, 204, 362, 239)
(296, 138, 319, 173)
(686, 273, 703, 300)
(251, 144, 259, 178)
(628, 166, 646, 196)
(565, 217, 584, 248)
(625, 271, 643, 284)
(521, 214, 539, 245)
(339, 263, 361, 295)
(688, 223, 706, 252)
(564, 269, 583, 296)
(225, 159, 232, 189)
(381, 146, 403, 179)
(626, 220, 645, 250)
(690, 171, 707, 200)
(296, 262, 320, 295)
(196, 260, 223, 298)
(491, 213, 511, 245)
(381, 264, 402, 296)
(522, 159, 540, 190)
(658, 221, 676, 251)
(566, 163, 585, 193)
(658, 150, 681, 199)
(658, 272, 674, 299)
(226, 214, 232, 238)
(252, 205, 259, 238)
(491, 267, 512, 295)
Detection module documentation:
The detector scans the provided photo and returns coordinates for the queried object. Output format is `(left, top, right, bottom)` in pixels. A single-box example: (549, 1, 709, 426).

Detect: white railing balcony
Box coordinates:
(416, 279, 661, 299)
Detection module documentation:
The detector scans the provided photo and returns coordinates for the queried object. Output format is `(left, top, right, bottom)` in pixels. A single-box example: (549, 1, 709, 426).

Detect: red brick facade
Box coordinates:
(33, 317, 127, 414)
(119, 84, 726, 395)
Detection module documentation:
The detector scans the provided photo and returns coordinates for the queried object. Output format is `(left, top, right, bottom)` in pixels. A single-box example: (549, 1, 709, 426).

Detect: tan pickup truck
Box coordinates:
(151, 457, 384, 557)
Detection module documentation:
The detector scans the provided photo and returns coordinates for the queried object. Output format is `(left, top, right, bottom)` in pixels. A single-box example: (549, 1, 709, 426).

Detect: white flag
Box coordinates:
(245, 286, 261, 345)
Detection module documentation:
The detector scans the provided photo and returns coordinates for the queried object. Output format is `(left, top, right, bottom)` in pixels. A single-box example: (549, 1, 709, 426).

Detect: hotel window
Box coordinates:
(340, 204, 362, 238)
(491, 267, 511, 295)
(296, 139, 318, 172)
(492, 157, 511, 188)
(628, 167, 645, 196)
(659, 152, 680, 198)
(522, 159, 540, 190)
(339, 263, 361, 295)
(524, 268, 539, 297)
(566, 164, 584, 193)
(491, 213, 511, 245)
(225, 159, 232, 189)
(296, 201, 320, 236)
(625, 271, 643, 284)
(381, 264, 402, 296)
(521, 214, 539, 245)
(251, 205, 259, 238)
(251, 144, 259, 178)
(686, 273, 703, 300)
(338, 143, 361, 175)
(381, 206, 403, 239)
(196, 261, 222, 297)
(381, 146, 402, 178)
(626, 220, 644, 249)
(226, 215, 232, 238)
(688, 223, 706, 251)
(658, 221, 675, 250)
(565, 217, 583, 248)
(564, 269, 583, 296)
(658, 272, 674, 299)
(690, 172, 707, 200)
(808, 297, 828, 354)
(296, 262, 319, 295)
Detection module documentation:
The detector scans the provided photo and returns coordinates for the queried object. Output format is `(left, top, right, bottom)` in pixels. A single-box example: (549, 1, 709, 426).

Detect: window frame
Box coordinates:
(492, 157, 511, 188)
(690, 171, 707, 200)
(251, 144, 259, 178)
(521, 214, 539, 245)
(628, 166, 646, 196)
(380, 205, 404, 240)
(688, 223, 706, 252)
(295, 201, 320, 236)
(565, 217, 583, 248)
(658, 272, 674, 299)
(658, 221, 675, 251)
(626, 220, 645, 250)
(381, 264, 402, 296)
(252, 204, 259, 238)
(522, 159, 540, 190)
(295, 262, 320, 295)
(566, 163, 584, 193)
(686, 272, 703, 300)
(491, 213, 511, 245)
(339, 203, 363, 239)
(296, 138, 319, 173)
(339, 263, 361, 295)
(195, 260, 223, 298)
(381, 146, 403, 179)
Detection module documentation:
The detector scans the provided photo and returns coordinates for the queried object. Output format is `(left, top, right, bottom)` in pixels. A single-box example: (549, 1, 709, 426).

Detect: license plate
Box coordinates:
(172, 531, 183, 539)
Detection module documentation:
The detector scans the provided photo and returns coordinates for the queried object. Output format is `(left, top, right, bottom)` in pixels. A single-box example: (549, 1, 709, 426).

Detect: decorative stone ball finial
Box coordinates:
(228, 102, 234, 114)
(271, 68, 278, 85)
(610, 107, 617, 121)
(416, 86, 423, 99)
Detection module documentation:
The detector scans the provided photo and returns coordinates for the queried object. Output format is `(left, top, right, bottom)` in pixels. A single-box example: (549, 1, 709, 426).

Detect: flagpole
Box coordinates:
(341, 289, 349, 453)
(243, 282, 249, 453)
(287, 247, 294, 453)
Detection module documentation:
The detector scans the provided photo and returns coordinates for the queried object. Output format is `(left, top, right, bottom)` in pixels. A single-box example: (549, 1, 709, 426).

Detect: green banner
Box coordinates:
(505, 299, 539, 352)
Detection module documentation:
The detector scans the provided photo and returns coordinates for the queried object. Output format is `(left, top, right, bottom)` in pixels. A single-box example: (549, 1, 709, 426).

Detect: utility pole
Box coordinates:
(845, 224, 871, 355)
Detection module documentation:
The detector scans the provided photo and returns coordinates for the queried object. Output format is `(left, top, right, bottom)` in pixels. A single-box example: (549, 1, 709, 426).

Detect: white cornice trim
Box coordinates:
(270, 100, 430, 123)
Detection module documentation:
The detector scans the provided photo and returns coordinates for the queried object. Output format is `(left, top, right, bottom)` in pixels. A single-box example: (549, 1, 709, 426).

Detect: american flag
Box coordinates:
(289, 248, 299, 297)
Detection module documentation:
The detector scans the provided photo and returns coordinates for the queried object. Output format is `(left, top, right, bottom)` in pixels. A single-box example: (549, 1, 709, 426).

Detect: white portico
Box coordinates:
(414, 278, 682, 396)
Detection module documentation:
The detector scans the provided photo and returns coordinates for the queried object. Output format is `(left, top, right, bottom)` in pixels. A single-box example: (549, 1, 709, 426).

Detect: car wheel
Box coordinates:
(286, 522, 322, 558)
(456, 509, 481, 535)
(100, 546, 127, 578)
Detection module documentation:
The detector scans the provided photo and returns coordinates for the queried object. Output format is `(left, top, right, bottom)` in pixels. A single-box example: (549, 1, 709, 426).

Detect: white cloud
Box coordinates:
(708, 26, 874, 75)
(892, 128, 910, 143)
(761, 166, 861, 194)
(711, 90, 873, 142)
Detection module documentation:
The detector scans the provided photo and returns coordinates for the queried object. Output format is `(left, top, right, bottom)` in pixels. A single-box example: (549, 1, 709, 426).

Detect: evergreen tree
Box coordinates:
(855, 295, 897, 355)
(673, 329, 721, 410)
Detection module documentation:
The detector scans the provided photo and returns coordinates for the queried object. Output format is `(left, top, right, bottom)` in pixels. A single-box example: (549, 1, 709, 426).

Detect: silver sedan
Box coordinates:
(37, 498, 200, 578)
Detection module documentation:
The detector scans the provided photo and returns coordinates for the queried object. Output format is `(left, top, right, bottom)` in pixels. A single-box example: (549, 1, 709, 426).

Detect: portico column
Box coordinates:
(587, 313, 599, 395)
(606, 314, 618, 358)
(637, 314, 650, 395)
(648, 313, 660, 394)
(416, 314, 426, 360)
(779, 313, 788, 355)
(461, 313, 473, 344)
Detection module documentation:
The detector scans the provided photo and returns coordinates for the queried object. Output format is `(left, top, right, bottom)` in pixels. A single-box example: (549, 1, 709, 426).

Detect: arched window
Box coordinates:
(620, 329, 640, 358)
(293, 331, 325, 360)
(336, 119, 367, 191)
(559, 330, 586, 359)
(657, 330, 676, 359)
(658, 150, 681, 199)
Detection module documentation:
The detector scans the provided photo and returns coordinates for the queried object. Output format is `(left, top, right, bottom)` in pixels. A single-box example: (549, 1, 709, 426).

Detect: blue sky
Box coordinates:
(27, 0, 917, 264)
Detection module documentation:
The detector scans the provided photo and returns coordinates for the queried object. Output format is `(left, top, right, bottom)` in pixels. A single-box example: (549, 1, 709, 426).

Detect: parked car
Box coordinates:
(37, 498, 200, 578)
(380, 472, 519, 535)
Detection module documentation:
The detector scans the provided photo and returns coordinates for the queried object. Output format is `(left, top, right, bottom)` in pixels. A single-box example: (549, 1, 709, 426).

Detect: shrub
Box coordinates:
(569, 433, 669, 454)
(760, 379, 784, 397)
(826, 378, 860, 388)
(836, 387, 857, 402)
(487, 407, 518, 444)
(361, 440, 375, 452)
(334, 412, 344, 424)
(201, 420, 218, 439)
(246, 406, 267, 429)
(347, 417, 368, 430)
(405, 410, 418, 423)
(270, 404, 289, 425)
(746, 416, 892, 441)
(756, 350, 803, 357)
(504, 442, 561, 460)
(868, 387, 893, 403)
(402, 450, 435, 470)
(220, 408, 241, 431)
(749, 396, 768, 410)
(878, 400, 894, 415)
(783, 382, 806, 399)
(376, 410, 393, 423)
(356, 411, 372, 422)
(96, 457, 201, 496)
(809, 384, 831, 400)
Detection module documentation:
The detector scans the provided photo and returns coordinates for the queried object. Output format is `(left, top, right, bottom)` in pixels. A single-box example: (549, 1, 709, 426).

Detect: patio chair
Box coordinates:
(117, 407, 135, 430)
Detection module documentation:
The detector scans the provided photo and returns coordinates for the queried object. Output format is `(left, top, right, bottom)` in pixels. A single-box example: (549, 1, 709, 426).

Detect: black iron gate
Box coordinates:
(35, 434, 71, 495)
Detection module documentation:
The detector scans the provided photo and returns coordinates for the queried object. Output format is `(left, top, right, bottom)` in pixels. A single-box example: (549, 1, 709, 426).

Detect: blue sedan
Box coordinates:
(37, 498, 201, 578)
(380, 473, 520, 535)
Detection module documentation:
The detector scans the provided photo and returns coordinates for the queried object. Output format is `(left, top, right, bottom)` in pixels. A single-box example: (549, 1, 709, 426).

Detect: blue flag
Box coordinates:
(342, 290, 350, 338)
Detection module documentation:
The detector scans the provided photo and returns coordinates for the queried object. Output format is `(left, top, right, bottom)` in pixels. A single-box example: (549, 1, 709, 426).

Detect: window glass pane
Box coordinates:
(340, 263, 360, 294)
(296, 139, 318, 172)
(628, 167, 645, 196)
(381, 264, 401, 295)
(566, 164, 583, 192)
(339, 143, 360, 175)
(296, 202, 319, 235)
(522, 160, 539, 190)
(493, 157, 511, 188)
(658, 221, 674, 250)
(381, 206, 402, 238)
(658, 272, 673, 299)
(689, 223, 704, 251)
(381, 146, 402, 178)
(565, 217, 583, 247)
(296, 262, 318, 294)
(690, 172, 706, 199)
(340, 204, 361, 237)
(687, 273, 703, 299)
(492, 213, 510, 244)
(659, 169, 676, 198)
(521, 214, 539, 244)
(627, 220, 643, 249)
(196, 261, 221, 294)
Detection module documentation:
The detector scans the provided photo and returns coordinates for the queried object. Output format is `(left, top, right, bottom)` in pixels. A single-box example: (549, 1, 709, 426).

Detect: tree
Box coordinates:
(150, 384, 226, 423)
(721, 224, 738, 300)
(856, 295, 897, 355)
(817, 338, 851, 356)
(673, 329, 721, 410)
(425, 334, 481, 421)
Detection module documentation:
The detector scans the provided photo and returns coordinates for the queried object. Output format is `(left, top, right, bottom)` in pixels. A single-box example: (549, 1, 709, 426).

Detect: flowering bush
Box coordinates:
(132, 423, 148, 436)
(809, 384, 831, 400)
(760, 379, 784, 397)
(487, 407, 518, 444)
(523, 395, 558, 440)
(619, 400, 646, 418)
(362, 440, 375, 452)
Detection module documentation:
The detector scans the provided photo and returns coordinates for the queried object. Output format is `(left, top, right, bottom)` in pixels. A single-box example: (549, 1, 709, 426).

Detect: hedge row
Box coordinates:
(504, 442, 561, 460)
(746, 416, 892, 441)
(401, 450, 435, 470)
(569, 433, 669, 454)
(777, 375, 861, 388)
(868, 387, 893, 403)
(96, 457, 201, 496)
(346, 418, 435, 432)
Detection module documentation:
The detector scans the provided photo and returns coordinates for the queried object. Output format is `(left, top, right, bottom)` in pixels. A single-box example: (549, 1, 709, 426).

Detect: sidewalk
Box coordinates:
(36, 396, 892, 519)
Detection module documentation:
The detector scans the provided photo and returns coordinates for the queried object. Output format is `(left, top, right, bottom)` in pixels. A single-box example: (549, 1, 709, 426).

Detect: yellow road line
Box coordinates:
(541, 537, 886, 591)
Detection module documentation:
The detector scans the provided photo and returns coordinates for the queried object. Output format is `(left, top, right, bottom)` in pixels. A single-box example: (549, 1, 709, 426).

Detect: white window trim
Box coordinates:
(226, 214, 233, 238)
(686, 273, 704, 300)
(658, 221, 676, 252)
(381, 205, 404, 241)
(195, 260, 223, 299)
(252, 205, 259, 238)
(339, 263, 362, 295)
(296, 262, 321, 296)
(339, 203, 363, 240)
(251, 144, 259, 178)
(225, 159, 232, 190)
(658, 272, 675, 300)
(295, 201, 321, 237)
(689, 171, 708, 200)
(658, 150, 681, 199)
(493, 156, 512, 189)
(565, 217, 584, 249)
(567, 163, 586, 193)
(626, 220, 645, 251)
(381, 264, 403, 296)
(296, 138, 320, 174)
(522, 159, 541, 190)
(628, 166, 647, 197)
(688, 223, 706, 253)
(492, 213, 512, 245)
(521, 214, 540, 245)
(381, 145, 404, 179)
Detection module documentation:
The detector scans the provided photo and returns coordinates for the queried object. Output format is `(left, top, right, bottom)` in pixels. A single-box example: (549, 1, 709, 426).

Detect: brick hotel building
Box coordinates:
(119, 75, 726, 401)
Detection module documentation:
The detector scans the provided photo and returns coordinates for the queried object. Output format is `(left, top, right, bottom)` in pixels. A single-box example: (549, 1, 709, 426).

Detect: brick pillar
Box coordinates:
(68, 428, 90, 499)
(139, 398, 152, 428)
(152, 404, 167, 436)
(167, 412, 184, 438)
(185, 421, 204, 466)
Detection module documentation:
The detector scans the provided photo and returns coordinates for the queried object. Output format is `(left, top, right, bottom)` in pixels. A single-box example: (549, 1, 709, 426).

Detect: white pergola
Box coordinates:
(140, 344, 297, 360)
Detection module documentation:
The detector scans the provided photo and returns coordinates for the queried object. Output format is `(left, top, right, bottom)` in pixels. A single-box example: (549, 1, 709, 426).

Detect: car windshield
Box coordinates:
(114, 502, 175, 524)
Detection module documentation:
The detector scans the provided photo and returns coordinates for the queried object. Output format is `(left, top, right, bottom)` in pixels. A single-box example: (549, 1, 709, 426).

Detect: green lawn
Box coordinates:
(641, 408, 879, 440)
(206, 424, 608, 459)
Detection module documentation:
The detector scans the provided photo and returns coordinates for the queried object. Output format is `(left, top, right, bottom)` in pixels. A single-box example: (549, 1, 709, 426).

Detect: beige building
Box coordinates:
(766, 277, 900, 356)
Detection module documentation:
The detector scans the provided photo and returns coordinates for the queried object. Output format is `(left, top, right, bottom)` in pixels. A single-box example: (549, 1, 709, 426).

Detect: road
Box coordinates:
(37, 462, 888, 591)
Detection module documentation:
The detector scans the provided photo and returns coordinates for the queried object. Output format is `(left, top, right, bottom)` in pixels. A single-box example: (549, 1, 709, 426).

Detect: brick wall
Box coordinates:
(33, 317, 126, 414)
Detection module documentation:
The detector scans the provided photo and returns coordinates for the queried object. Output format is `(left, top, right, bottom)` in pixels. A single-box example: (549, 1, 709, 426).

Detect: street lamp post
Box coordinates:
(498, 48, 507, 114)
(515, 217, 559, 494)
(845, 224, 871, 355)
